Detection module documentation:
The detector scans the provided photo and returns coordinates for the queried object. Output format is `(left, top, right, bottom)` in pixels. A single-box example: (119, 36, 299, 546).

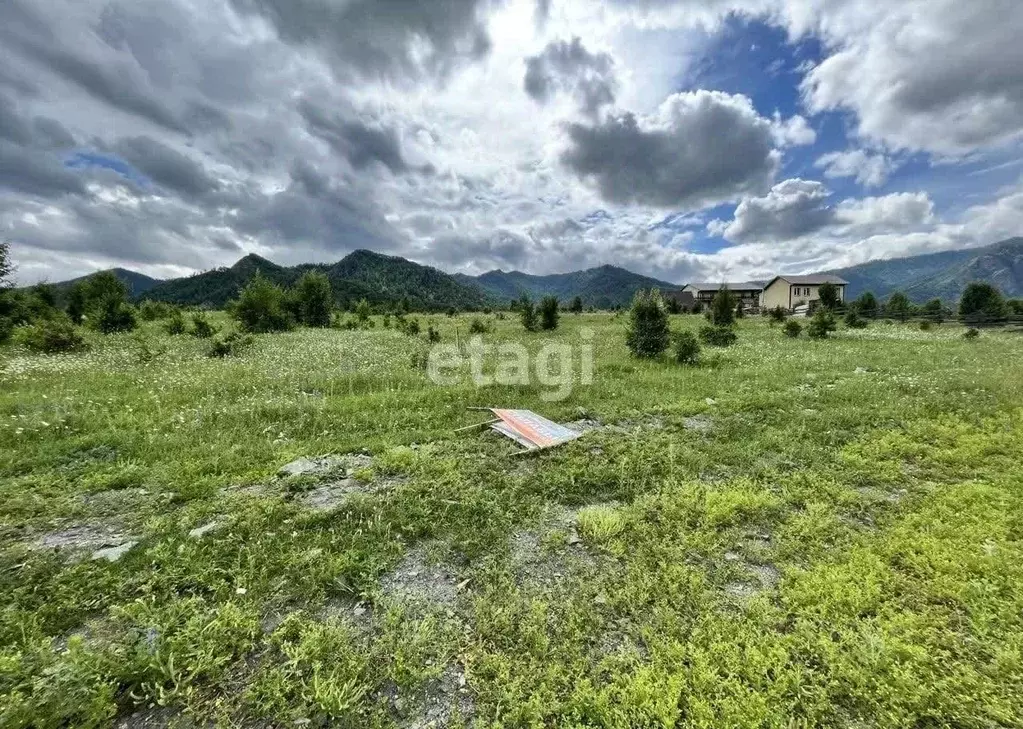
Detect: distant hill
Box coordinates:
(457, 264, 678, 308)
(825, 237, 1023, 301)
(45, 268, 164, 298)
(141, 250, 490, 311)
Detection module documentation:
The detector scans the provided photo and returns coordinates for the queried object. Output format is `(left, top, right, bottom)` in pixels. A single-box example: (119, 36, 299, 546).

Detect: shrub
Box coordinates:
(139, 300, 175, 321)
(708, 287, 737, 327)
(885, 292, 911, 321)
(844, 309, 868, 329)
(577, 505, 625, 545)
(403, 318, 421, 336)
(569, 296, 584, 314)
(855, 292, 879, 318)
(768, 305, 787, 324)
(539, 296, 559, 331)
(293, 271, 334, 328)
(783, 320, 802, 338)
(807, 310, 837, 339)
(233, 273, 293, 333)
(446, 307, 457, 318)
(665, 297, 682, 315)
(734, 301, 745, 319)
(164, 311, 187, 335)
(964, 328, 980, 340)
(133, 333, 167, 364)
(93, 299, 137, 334)
(207, 331, 254, 358)
(817, 282, 841, 310)
(382, 313, 392, 329)
(190, 313, 216, 339)
(427, 325, 441, 343)
(66, 282, 87, 324)
(672, 330, 701, 365)
(468, 318, 490, 335)
(16, 315, 88, 354)
(691, 301, 704, 315)
(0, 316, 11, 345)
(625, 289, 670, 358)
(519, 295, 538, 332)
(959, 282, 1007, 325)
(919, 321, 933, 331)
(699, 325, 737, 347)
(354, 299, 372, 323)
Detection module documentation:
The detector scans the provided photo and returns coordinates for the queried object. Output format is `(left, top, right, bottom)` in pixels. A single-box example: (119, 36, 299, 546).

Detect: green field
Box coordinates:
(2, 314, 1023, 727)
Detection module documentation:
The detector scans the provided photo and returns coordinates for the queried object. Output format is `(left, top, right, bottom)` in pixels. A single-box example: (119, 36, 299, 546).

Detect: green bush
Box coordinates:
(699, 325, 737, 347)
(964, 328, 980, 340)
(569, 296, 584, 314)
(0, 316, 11, 344)
(519, 295, 538, 332)
(783, 320, 802, 338)
(768, 305, 787, 324)
(539, 296, 560, 331)
(807, 310, 837, 339)
(844, 309, 868, 329)
(403, 318, 421, 336)
(959, 282, 1007, 325)
(16, 315, 88, 354)
(232, 273, 293, 333)
(164, 311, 187, 335)
(919, 321, 933, 331)
(468, 318, 491, 335)
(625, 289, 670, 358)
(207, 331, 254, 358)
(707, 287, 737, 327)
(427, 325, 441, 343)
(190, 313, 216, 339)
(672, 330, 701, 364)
(293, 271, 334, 328)
(92, 299, 137, 334)
(139, 300, 176, 321)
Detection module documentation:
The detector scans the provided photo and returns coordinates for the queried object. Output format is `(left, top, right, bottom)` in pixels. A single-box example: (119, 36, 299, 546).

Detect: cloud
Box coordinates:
(111, 136, 220, 198)
(710, 178, 935, 245)
(524, 37, 617, 116)
(815, 149, 893, 188)
(226, 0, 494, 80)
(0, 143, 87, 198)
(299, 100, 412, 174)
(561, 90, 778, 209)
(772, 113, 816, 146)
(709, 178, 833, 243)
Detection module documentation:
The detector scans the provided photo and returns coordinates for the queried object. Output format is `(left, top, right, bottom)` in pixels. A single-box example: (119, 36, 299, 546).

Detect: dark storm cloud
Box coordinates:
(561, 90, 777, 209)
(524, 37, 616, 116)
(0, 143, 87, 198)
(111, 136, 220, 198)
(299, 100, 410, 174)
(429, 229, 531, 271)
(226, 0, 494, 79)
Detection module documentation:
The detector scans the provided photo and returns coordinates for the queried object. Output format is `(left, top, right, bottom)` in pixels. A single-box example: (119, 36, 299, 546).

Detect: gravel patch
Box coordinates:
(379, 547, 464, 612)
(682, 415, 714, 433)
(382, 663, 475, 729)
(278, 453, 373, 478)
(29, 524, 138, 561)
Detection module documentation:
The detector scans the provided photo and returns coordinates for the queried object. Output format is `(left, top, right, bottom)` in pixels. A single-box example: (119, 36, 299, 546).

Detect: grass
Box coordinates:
(2, 313, 1023, 727)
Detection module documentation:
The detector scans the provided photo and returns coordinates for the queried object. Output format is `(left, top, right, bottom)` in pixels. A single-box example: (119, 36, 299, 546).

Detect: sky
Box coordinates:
(2, 0, 1023, 285)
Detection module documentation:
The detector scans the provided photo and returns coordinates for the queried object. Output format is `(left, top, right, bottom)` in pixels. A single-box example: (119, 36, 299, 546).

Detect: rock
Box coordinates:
(353, 605, 367, 617)
(91, 541, 138, 562)
(278, 457, 319, 477)
(854, 367, 869, 374)
(188, 522, 219, 539)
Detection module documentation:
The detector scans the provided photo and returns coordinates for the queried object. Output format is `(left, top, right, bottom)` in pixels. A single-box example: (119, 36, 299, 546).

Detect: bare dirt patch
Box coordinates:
(381, 663, 474, 729)
(28, 524, 139, 561)
(509, 505, 601, 590)
(379, 546, 465, 613)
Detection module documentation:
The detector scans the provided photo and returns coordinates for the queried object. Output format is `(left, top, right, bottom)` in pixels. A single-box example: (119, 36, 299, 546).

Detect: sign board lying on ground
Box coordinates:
(483, 408, 583, 452)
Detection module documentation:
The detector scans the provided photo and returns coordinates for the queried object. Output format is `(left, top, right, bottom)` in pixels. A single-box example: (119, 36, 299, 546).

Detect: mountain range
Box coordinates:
(34, 237, 1023, 310)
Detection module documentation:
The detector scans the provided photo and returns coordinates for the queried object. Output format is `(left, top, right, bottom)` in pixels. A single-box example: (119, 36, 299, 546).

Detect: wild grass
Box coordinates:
(2, 313, 1023, 726)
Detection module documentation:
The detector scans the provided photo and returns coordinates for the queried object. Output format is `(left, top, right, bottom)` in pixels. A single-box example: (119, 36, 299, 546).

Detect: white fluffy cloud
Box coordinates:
(815, 149, 892, 188)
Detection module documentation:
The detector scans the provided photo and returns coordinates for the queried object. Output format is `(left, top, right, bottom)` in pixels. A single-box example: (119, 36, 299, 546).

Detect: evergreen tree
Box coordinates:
(708, 286, 737, 327)
(855, 291, 879, 318)
(817, 282, 841, 310)
(539, 295, 559, 330)
(519, 294, 539, 332)
(625, 289, 670, 358)
(294, 271, 334, 327)
(960, 282, 1007, 324)
(569, 296, 584, 314)
(885, 292, 911, 321)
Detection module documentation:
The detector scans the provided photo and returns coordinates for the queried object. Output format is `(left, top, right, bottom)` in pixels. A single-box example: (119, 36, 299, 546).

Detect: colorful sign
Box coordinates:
(488, 409, 583, 451)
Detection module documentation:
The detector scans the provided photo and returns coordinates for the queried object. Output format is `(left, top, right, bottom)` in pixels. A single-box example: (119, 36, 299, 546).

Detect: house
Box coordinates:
(761, 275, 849, 311)
(661, 289, 697, 310)
(680, 283, 764, 310)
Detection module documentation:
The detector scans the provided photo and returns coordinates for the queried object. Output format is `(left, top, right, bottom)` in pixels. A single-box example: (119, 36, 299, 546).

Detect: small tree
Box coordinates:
(626, 289, 670, 358)
(294, 271, 334, 327)
(844, 308, 868, 329)
(699, 325, 737, 347)
(817, 282, 841, 310)
(164, 310, 187, 335)
(233, 273, 292, 333)
(922, 298, 946, 324)
(539, 295, 559, 330)
(569, 296, 584, 314)
(354, 298, 372, 323)
(672, 330, 701, 365)
(67, 282, 87, 324)
(734, 301, 745, 319)
(807, 309, 837, 339)
(85, 272, 136, 333)
(0, 240, 12, 286)
(665, 297, 682, 315)
(708, 286, 737, 327)
(959, 282, 1006, 325)
(855, 291, 879, 318)
(783, 320, 802, 338)
(15, 313, 88, 354)
(885, 292, 911, 322)
(519, 295, 539, 332)
(190, 312, 216, 339)
(768, 305, 787, 325)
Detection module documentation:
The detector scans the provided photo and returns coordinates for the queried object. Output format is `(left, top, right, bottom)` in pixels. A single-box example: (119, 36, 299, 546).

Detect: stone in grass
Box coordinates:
(188, 522, 220, 539)
(381, 663, 475, 729)
(379, 546, 461, 611)
(92, 541, 139, 562)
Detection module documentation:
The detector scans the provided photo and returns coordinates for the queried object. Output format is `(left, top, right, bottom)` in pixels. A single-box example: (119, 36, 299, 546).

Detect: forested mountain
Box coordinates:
(47, 268, 164, 298)
(825, 238, 1023, 301)
(142, 250, 489, 310)
(456, 264, 678, 308)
